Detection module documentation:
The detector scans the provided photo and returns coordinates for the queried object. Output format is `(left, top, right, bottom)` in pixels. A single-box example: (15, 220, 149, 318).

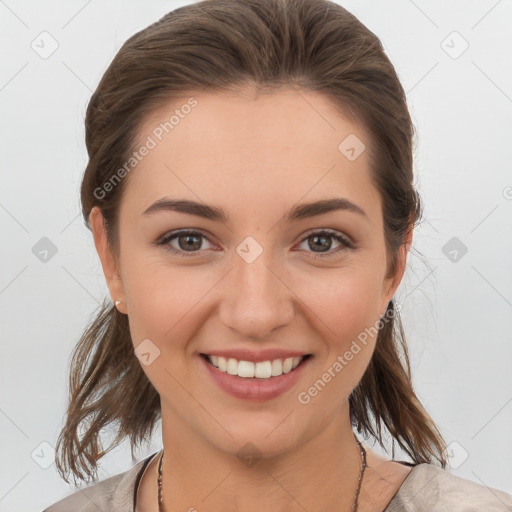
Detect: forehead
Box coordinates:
(121, 87, 380, 221)
(138, 87, 362, 154)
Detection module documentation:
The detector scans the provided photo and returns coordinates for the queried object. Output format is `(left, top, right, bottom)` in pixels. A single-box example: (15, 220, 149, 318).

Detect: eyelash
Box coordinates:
(155, 229, 353, 259)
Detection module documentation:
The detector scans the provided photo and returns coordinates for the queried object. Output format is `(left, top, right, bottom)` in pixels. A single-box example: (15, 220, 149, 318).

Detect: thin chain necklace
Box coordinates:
(157, 435, 367, 511)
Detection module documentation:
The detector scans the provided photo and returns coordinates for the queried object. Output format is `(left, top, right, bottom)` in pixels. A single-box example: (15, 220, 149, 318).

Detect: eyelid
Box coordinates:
(299, 228, 353, 247)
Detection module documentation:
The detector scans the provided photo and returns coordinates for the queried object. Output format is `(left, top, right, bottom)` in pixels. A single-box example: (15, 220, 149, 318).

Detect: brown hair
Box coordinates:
(55, 0, 447, 484)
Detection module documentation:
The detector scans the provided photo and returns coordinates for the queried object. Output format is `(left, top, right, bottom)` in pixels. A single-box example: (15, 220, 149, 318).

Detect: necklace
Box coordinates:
(157, 435, 367, 511)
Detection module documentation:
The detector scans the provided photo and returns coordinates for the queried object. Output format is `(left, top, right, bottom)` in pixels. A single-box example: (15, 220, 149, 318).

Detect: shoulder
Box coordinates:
(385, 463, 512, 512)
(42, 452, 158, 512)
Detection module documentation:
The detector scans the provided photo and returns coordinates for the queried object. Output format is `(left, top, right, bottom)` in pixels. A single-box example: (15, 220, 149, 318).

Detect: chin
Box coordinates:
(203, 413, 307, 461)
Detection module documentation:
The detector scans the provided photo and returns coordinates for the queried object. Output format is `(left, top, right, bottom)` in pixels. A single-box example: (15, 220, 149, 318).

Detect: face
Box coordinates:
(90, 87, 407, 459)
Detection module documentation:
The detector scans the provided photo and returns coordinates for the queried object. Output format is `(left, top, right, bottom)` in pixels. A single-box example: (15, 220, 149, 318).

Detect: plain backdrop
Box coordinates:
(1, 1, 511, 511)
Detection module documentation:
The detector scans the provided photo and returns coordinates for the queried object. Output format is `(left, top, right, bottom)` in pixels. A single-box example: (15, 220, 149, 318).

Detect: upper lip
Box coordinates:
(201, 349, 311, 363)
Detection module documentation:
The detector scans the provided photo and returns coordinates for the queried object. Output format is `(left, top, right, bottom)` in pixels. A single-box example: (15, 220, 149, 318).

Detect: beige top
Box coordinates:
(42, 451, 512, 511)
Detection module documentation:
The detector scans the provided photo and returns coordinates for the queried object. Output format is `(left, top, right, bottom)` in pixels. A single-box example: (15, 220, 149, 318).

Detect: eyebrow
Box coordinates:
(142, 197, 368, 222)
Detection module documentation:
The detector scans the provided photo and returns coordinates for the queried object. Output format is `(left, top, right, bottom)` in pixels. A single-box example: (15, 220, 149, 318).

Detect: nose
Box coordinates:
(217, 247, 295, 341)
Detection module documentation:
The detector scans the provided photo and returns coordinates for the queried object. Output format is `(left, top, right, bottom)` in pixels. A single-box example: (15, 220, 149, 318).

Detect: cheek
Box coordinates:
(122, 259, 216, 350)
(122, 265, 209, 395)
(304, 264, 384, 343)
(293, 269, 383, 412)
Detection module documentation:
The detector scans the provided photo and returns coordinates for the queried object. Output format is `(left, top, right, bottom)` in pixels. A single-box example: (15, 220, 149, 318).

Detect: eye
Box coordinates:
(155, 228, 353, 258)
(296, 230, 353, 258)
(156, 230, 214, 257)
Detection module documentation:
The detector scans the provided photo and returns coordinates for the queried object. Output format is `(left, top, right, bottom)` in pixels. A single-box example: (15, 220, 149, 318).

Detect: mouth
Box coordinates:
(199, 353, 313, 401)
(200, 353, 313, 379)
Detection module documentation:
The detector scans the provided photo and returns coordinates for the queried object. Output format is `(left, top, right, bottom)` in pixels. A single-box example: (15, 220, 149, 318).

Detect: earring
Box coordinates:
(114, 300, 122, 309)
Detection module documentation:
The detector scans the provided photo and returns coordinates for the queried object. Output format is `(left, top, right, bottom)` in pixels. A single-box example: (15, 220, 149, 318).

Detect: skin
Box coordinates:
(90, 87, 413, 512)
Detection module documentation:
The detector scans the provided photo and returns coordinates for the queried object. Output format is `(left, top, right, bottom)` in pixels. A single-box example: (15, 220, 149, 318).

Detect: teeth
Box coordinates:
(239, 360, 256, 378)
(227, 358, 238, 376)
(283, 357, 293, 374)
(207, 355, 306, 379)
(271, 359, 282, 376)
(255, 361, 272, 378)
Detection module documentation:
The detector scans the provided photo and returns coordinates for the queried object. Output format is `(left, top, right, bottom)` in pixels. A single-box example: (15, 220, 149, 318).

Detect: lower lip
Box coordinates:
(200, 355, 312, 401)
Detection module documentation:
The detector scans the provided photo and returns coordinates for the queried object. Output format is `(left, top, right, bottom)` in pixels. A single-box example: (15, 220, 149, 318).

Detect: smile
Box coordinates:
(203, 354, 311, 379)
(200, 353, 313, 401)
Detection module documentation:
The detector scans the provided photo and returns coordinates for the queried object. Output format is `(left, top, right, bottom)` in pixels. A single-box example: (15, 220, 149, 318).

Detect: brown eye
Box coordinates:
(297, 230, 352, 257)
(157, 230, 213, 256)
(175, 233, 203, 251)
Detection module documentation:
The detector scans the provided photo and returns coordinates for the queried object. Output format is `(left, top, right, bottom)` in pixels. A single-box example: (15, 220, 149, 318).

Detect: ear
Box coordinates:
(379, 223, 413, 315)
(89, 206, 127, 314)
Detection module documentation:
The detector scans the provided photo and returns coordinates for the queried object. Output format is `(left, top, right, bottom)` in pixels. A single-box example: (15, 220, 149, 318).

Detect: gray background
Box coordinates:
(1, 1, 511, 510)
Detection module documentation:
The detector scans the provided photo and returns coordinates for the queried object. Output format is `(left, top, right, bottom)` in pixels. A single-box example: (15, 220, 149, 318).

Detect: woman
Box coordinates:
(43, 0, 512, 510)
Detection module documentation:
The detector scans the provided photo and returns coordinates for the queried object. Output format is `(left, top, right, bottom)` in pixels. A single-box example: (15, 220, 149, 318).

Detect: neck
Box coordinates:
(158, 402, 364, 512)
